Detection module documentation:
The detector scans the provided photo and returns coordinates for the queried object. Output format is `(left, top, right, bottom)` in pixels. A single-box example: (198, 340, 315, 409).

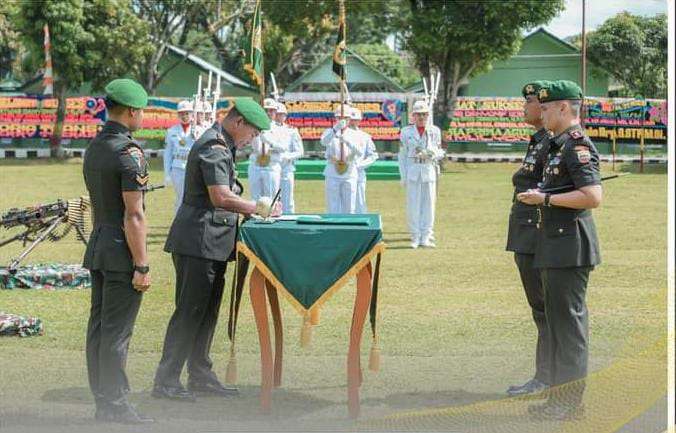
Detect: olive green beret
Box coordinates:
(233, 97, 271, 131)
(522, 80, 551, 98)
(104, 78, 148, 109)
(537, 80, 583, 103)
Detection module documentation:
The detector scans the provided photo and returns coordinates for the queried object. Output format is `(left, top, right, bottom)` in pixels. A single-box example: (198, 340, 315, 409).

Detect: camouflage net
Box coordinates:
(0, 264, 90, 290)
(0, 312, 44, 337)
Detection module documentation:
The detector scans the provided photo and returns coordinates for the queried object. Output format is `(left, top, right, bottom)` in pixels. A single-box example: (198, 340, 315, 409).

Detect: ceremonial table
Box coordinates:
(226, 214, 385, 418)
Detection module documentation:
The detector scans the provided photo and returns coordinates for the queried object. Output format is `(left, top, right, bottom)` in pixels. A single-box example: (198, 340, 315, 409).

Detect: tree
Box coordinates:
(0, 2, 23, 80)
(134, 0, 249, 94)
(261, 0, 404, 88)
(402, 0, 564, 118)
(17, 0, 152, 157)
(352, 43, 419, 89)
(586, 12, 667, 98)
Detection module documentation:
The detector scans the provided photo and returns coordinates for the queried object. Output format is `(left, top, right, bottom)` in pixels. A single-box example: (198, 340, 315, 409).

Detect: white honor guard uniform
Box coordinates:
(349, 108, 378, 214)
(321, 105, 363, 214)
(275, 103, 304, 213)
(398, 100, 445, 248)
(163, 100, 196, 212)
(193, 100, 213, 140)
(248, 98, 282, 201)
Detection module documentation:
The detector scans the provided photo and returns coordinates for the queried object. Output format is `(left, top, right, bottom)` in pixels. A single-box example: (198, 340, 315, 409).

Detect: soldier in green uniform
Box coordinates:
(505, 81, 552, 397)
(83, 78, 153, 424)
(153, 98, 281, 401)
(518, 80, 602, 421)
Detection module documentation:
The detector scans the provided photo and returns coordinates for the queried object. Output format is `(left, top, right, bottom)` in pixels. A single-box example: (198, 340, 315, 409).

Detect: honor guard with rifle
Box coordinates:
(321, 104, 363, 214)
(275, 102, 304, 213)
(248, 98, 283, 201)
(398, 100, 444, 249)
(518, 80, 602, 421)
(348, 107, 378, 214)
(164, 100, 195, 212)
(82, 78, 153, 424)
(505, 81, 553, 397)
(154, 98, 281, 402)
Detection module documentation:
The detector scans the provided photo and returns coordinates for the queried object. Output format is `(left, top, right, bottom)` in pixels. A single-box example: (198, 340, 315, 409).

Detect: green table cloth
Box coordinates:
(238, 214, 383, 311)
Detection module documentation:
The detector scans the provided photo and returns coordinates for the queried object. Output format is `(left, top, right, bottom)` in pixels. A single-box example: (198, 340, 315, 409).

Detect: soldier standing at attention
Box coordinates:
(398, 100, 445, 249)
(321, 104, 363, 214)
(164, 100, 195, 212)
(505, 81, 552, 397)
(248, 98, 282, 201)
(83, 78, 153, 424)
(348, 107, 378, 214)
(275, 102, 304, 213)
(518, 80, 602, 421)
(153, 98, 281, 402)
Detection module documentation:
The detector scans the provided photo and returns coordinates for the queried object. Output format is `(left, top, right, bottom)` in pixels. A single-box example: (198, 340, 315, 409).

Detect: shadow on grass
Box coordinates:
(617, 163, 667, 175)
(366, 388, 506, 411)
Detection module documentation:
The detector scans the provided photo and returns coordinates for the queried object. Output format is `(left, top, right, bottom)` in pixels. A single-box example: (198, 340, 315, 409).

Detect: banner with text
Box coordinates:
(445, 97, 667, 144)
(285, 99, 405, 141)
(0, 96, 233, 141)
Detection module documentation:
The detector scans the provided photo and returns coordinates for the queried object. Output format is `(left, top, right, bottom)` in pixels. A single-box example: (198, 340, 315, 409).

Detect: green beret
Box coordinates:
(522, 80, 550, 98)
(538, 80, 583, 103)
(104, 78, 148, 109)
(233, 97, 271, 131)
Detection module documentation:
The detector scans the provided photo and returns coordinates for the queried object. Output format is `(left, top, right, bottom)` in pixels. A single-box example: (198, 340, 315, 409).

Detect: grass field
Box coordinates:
(0, 159, 668, 433)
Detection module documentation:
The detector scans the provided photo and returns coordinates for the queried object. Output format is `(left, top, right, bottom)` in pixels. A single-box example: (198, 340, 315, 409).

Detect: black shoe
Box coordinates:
(507, 378, 548, 396)
(529, 402, 585, 421)
(96, 403, 154, 424)
(187, 380, 240, 398)
(151, 384, 197, 402)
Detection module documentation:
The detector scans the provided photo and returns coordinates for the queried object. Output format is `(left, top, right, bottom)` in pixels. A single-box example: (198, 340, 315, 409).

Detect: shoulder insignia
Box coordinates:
(575, 146, 591, 164)
(123, 144, 146, 170)
(569, 129, 584, 140)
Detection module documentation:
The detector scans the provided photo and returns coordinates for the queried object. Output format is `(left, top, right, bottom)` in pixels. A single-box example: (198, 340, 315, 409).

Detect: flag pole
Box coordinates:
(259, 0, 265, 104)
(339, 0, 346, 117)
(581, 0, 587, 126)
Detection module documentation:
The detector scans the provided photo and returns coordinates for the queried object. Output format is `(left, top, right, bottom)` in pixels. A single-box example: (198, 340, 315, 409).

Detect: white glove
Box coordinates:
(256, 197, 273, 218)
(333, 119, 348, 132)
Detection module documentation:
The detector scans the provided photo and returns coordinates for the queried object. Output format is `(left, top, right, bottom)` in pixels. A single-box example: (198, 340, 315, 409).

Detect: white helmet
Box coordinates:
(196, 100, 212, 113)
(275, 102, 287, 114)
(411, 100, 430, 114)
(177, 100, 193, 112)
(334, 104, 351, 118)
(349, 107, 362, 120)
(263, 98, 278, 110)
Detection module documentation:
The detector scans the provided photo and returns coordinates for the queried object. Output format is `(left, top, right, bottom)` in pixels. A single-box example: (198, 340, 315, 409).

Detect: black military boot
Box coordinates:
(507, 378, 548, 397)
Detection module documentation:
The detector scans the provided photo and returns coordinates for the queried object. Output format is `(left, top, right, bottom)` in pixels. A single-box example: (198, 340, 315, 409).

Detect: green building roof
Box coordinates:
(286, 49, 404, 92)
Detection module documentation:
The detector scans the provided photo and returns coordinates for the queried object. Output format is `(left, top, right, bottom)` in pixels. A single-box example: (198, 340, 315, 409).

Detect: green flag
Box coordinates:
(332, 1, 347, 80)
(244, 0, 263, 88)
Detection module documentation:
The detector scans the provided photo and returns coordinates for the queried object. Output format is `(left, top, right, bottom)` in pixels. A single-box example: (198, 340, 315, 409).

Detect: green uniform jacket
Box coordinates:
(506, 128, 551, 254)
(83, 121, 149, 272)
(534, 125, 602, 269)
(164, 127, 241, 262)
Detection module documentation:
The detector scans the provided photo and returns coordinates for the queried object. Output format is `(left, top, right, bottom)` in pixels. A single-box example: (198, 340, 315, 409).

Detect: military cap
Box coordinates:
(521, 80, 550, 98)
(233, 97, 270, 131)
(538, 80, 583, 103)
(104, 78, 148, 109)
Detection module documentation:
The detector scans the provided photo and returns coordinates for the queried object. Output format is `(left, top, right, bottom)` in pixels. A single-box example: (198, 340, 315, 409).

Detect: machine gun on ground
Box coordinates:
(1, 185, 164, 273)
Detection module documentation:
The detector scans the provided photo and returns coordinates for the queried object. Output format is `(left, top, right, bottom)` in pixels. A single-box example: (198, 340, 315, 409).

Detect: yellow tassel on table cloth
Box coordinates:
(225, 345, 238, 384)
(368, 336, 381, 372)
(310, 307, 321, 325)
(300, 313, 313, 348)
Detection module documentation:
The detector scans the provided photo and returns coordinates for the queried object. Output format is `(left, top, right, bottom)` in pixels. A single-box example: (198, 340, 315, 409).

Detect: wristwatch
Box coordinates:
(544, 193, 552, 207)
(134, 265, 150, 274)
